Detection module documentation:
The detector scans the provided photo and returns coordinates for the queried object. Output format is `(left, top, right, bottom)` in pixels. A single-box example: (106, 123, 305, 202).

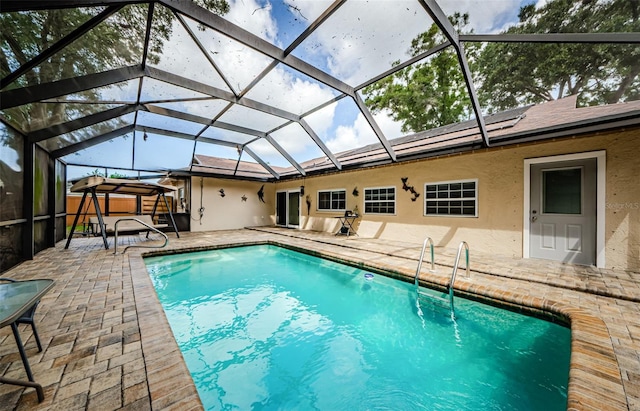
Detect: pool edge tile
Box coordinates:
(130, 234, 630, 411)
(130, 252, 204, 411)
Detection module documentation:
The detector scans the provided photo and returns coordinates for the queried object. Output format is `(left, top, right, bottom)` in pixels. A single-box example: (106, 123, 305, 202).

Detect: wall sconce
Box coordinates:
(300, 185, 305, 195)
(143, 132, 148, 141)
(352, 186, 359, 196)
(219, 188, 225, 197)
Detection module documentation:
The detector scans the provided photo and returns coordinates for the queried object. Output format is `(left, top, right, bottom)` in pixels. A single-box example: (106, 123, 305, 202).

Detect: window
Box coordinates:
(318, 189, 346, 211)
(542, 167, 582, 214)
(425, 179, 477, 217)
(364, 187, 395, 214)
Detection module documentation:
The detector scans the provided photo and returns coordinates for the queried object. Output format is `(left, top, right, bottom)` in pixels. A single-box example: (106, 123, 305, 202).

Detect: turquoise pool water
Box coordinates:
(145, 245, 570, 410)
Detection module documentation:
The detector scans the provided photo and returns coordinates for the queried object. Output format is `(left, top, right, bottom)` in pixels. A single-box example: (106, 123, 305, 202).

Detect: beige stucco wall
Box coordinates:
(275, 128, 640, 271)
(602, 130, 640, 271)
(189, 177, 275, 231)
(192, 128, 639, 271)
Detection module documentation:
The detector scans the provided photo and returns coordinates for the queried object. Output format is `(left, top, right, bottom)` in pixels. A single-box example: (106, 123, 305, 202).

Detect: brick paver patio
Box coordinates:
(1, 228, 638, 410)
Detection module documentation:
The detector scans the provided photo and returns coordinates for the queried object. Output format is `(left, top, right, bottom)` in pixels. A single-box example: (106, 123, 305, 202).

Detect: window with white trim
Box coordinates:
(424, 179, 477, 217)
(364, 186, 396, 214)
(318, 189, 346, 211)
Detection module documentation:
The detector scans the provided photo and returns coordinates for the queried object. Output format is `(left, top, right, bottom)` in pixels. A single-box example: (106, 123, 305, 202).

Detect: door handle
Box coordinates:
(531, 216, 537, 222)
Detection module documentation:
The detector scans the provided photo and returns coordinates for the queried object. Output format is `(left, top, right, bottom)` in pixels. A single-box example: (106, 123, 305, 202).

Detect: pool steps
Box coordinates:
(415, 239, 470, 318)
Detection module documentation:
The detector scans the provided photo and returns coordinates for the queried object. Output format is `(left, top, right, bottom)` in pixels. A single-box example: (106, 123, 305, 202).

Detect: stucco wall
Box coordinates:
(274, 128, 640, 271)
(191, 129, 638, 270)
(602, 130, 640, 271)
(190, 177, 275, 231)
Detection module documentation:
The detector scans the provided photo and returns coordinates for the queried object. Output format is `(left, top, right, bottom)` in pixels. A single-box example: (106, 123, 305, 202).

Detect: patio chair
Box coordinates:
(0, 278, 43, 351)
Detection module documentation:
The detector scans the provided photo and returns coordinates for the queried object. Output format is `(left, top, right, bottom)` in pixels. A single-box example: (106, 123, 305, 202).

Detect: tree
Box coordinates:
(363, 13, 473, 133)
(475, 0, 640, 111)
(0, 1, 229, 134)
(84, 169, 129, 178)
(364, 1, 638, 132)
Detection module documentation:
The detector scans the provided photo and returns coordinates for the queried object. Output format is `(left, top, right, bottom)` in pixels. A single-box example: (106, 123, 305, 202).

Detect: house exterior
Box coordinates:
(190, 97, 640, 271)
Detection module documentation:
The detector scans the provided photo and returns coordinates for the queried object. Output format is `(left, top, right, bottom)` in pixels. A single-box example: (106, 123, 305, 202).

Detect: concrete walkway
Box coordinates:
(0, 228, 638, 410)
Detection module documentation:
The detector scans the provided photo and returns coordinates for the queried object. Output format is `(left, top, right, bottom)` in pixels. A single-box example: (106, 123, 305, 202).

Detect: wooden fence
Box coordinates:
(66, 195, 174, 227)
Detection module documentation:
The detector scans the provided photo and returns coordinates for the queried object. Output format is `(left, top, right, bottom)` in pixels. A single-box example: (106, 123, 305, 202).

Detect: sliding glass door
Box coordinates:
(276, 190, 300, 228)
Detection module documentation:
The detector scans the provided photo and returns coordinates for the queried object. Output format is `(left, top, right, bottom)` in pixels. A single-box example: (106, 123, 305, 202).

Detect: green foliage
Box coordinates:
(0, 1, 229, 135)
(33, 160, 46, 215)
(364, 1, 639, 132)
(363, 13, 473, 133)
(85, 169, 127, 179)
(476, 0, 640, 111)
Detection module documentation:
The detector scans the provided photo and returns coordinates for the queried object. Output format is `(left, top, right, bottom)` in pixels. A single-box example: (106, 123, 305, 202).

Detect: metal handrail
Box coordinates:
(113, 218, 169, 254)
(415, 239, 469, 320)
(414, 237, 435, 288)
(448, 241, 470, 317)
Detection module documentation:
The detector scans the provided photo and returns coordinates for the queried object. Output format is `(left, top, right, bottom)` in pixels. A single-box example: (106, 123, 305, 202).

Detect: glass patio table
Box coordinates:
(0, 279, 54, 402)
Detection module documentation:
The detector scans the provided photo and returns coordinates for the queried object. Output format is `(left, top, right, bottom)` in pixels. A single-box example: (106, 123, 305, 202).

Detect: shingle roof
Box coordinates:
(289, 97, 640, 175)
(194, 97, 640, 178)
(192, 154, 290, 179)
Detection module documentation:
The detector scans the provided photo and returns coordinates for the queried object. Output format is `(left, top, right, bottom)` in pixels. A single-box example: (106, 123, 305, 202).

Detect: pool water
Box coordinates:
(145, 245, 570, 410)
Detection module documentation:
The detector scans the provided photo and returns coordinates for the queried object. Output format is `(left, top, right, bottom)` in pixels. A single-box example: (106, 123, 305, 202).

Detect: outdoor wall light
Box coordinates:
(143, 132, 148, 141)
(300, 185, 305, 195)
(219, 188, 225, 197)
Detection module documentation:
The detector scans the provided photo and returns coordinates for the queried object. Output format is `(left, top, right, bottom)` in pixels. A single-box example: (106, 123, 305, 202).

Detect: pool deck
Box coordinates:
(1, 227, 639, 411)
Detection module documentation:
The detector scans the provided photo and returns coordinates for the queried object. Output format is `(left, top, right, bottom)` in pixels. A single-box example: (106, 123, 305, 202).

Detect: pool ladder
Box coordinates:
(113, 218, 169, 255)
(414, 239, 469, 318)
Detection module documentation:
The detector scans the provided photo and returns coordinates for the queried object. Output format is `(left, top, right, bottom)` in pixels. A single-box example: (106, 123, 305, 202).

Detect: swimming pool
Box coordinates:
(145, 244, 570, 410)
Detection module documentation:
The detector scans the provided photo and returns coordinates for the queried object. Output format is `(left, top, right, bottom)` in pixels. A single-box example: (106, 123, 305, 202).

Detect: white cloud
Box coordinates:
(534, 0, 550, 10)
(0, 146, 21, 172)
(270, 124, 309, 155)
(226, 0, 279, 45)
(245, 65, 337, 115)
(305, 1, 430, 85)
(305, 102, 405, 157)
(302, 103, 335, 138)
(326, 113, 379, 154)
(373, 110, 405, 140)
(284, 0, 334, 23)
(438, 1, 514, 33)
(297, 0, 529, 90)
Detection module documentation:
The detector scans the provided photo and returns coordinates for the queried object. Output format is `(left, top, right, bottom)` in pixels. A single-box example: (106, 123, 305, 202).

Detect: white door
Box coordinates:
(530, 159, 596, 265)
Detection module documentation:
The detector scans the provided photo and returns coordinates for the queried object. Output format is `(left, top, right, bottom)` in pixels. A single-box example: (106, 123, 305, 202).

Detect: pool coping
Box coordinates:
(134, 239, 628, 411)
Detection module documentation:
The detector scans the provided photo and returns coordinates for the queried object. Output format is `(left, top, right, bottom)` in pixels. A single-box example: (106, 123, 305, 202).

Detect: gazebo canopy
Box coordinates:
(1, 0, 638, 181)
(69, 176, 177, 196)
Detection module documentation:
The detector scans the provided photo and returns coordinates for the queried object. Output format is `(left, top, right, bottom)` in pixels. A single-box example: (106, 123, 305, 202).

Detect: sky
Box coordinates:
(55, 0, 541, 180)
